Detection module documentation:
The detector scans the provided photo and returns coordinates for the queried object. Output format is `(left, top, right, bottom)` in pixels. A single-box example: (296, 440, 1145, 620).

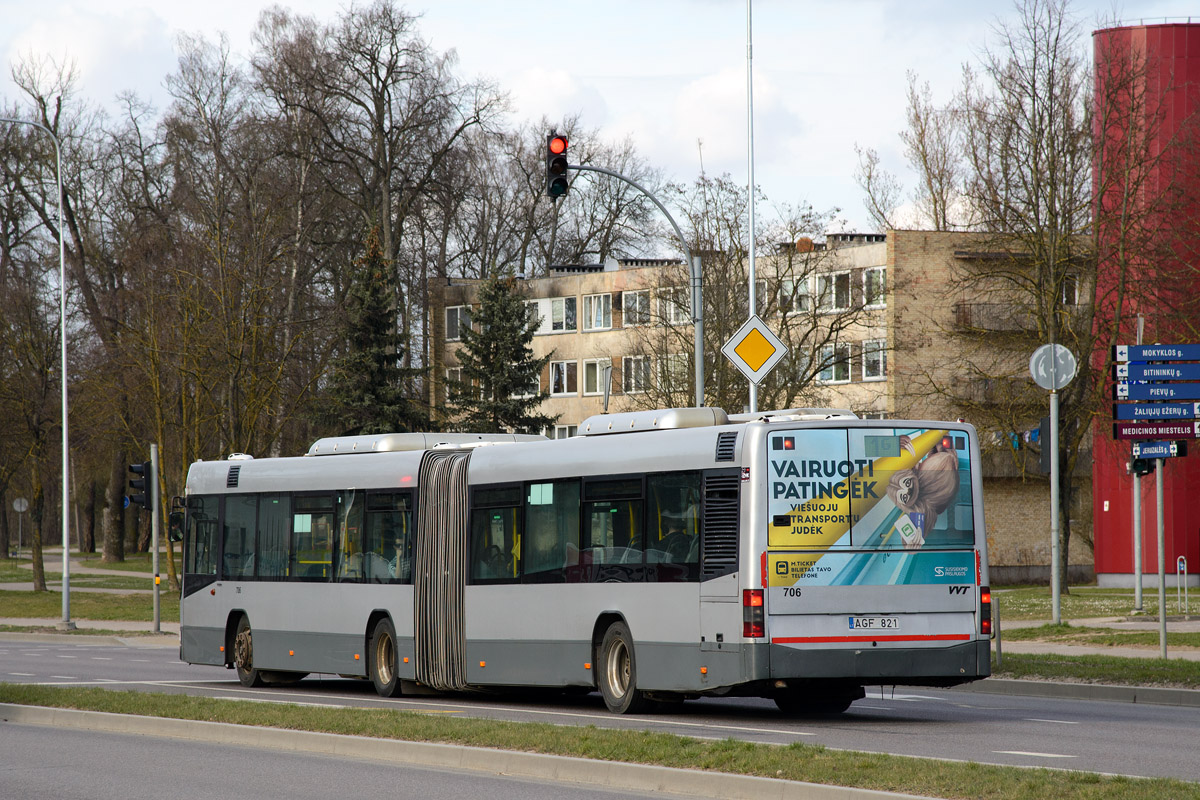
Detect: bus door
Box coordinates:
(763, 427, 981, 657)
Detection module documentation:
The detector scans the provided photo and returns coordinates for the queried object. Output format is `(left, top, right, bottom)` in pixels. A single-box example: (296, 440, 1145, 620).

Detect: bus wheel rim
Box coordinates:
(377, 633, 394, 685)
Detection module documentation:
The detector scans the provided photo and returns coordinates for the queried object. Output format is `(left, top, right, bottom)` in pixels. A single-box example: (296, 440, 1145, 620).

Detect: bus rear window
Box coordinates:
(767, 427, 975, 550)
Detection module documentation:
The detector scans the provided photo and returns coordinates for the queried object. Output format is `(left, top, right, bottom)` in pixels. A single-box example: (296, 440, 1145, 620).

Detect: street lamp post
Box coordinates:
(2, 115, 73, 630)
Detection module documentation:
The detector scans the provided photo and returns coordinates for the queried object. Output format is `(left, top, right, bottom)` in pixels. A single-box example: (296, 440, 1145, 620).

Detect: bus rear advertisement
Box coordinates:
(175, 407, 991, 715)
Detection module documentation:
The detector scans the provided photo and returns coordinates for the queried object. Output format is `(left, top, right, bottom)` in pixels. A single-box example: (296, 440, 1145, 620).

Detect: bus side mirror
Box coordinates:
(168, 511, 184, 543)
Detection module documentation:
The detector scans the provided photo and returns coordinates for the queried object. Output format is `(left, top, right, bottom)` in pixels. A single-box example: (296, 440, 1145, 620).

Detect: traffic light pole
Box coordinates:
(150, 444, 161, 634)
(567, 164, 704, 408)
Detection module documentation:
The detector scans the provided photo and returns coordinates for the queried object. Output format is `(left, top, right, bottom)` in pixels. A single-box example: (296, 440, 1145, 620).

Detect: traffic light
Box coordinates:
(1130, 458, 1154, 477)
(1037, 416, 1051, 474)
(546, 133, 569, 198)
(129, 461, 152, 512)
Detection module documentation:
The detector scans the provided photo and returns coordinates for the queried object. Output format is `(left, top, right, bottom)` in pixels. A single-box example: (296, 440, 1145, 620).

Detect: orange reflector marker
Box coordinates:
(403, 656, 409, 663)
(210, 588, 216, 596)
(479, 661, 486, 668)
(354, 654, 360, 660)
(700, 666, 708, 675)
(154, 576, 160, 585)
(584, 662, 591, 670)
(289, 650, 295, 656)
(219, 645, 224, 652)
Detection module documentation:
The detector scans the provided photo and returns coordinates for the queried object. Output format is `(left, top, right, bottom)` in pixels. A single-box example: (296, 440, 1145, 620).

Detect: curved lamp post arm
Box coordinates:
(568, 164, 704, 407)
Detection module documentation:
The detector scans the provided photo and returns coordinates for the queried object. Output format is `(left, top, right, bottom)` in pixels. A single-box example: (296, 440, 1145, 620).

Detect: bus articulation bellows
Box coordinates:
(176, 407, 991, 715)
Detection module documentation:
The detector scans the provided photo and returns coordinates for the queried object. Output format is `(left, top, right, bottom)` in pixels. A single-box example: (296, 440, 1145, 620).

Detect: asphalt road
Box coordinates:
(0, 721, 662, 800)
(2, 639, 1198, 782)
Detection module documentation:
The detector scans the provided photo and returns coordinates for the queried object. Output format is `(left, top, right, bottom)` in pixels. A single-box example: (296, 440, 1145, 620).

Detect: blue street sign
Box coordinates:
(1132, 440, 1187, 458)
(1115, 362, 1200, 381)
(1114, 344, 1200, 362)
(1114, 421, 1200, 439)
(1115, 383, 1200, 401)
(1113, 402, 1200, 420)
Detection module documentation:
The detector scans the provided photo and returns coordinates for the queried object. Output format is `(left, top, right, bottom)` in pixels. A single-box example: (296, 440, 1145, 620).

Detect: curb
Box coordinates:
(0, 704, 933, 800)
(0, 632, 178, 648)
(951, 678, 1200, 707)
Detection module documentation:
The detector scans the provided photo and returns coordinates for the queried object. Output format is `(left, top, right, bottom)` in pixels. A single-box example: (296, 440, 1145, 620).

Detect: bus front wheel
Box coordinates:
(370, 617, 403, 698)
(233, 616, 264, 688)
(597, 621, 653, 714)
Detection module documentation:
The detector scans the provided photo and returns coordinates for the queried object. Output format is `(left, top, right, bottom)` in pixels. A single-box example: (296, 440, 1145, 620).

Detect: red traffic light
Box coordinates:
(548, 135, 567, 155)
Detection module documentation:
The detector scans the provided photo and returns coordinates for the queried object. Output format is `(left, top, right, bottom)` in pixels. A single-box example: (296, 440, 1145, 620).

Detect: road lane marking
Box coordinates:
(8, 672, 35, 677)
(994, 750, 1076, 759)
(1024, 718, 1079, 725)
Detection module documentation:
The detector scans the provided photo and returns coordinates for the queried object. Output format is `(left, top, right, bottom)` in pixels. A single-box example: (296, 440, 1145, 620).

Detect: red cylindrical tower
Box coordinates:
(1092, 23, 1200, 587)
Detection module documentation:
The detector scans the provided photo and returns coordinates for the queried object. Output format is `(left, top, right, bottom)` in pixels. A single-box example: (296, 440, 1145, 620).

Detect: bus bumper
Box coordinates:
(762, 639, 991, 685)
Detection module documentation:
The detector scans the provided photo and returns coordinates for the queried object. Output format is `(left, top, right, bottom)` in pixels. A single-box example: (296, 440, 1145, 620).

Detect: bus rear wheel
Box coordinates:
(597, 621, 653, 714)
(370, 617, 403, 698)
(233, 616, 264, 688)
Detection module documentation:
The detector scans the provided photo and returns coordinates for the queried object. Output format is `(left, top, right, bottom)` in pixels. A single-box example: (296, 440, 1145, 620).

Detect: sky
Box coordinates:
(0, 0, 1185, 233)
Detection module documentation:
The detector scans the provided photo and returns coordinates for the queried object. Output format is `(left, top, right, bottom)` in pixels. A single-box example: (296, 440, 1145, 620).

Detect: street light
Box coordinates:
(1, 115, 74, 630)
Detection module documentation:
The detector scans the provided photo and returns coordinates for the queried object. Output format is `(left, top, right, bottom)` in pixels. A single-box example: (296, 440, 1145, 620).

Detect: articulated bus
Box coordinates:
(176, 407, 991, 714)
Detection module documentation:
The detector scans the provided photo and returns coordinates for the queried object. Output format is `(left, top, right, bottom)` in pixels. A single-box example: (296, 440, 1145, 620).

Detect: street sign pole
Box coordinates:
(1050, 387, 1061, 625)
(1156, 457, 1167, 658)
(1133, 316, 1144, 612)
(1032, 343, 1075, 626)
(151, 444, 161, 634)
(1133, 471, 1143, 611)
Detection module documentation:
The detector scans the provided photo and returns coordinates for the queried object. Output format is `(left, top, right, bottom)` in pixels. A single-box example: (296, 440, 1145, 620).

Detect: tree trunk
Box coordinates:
(82, 481, 96, 553)
(102, 451, 126, 563)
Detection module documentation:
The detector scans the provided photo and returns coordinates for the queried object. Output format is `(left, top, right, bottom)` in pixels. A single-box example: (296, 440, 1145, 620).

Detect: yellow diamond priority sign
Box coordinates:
(722, 315, 788, 384)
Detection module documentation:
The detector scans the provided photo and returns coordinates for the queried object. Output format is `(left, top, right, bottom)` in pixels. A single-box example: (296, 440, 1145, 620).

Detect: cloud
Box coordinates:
(4, 4, 176, 111)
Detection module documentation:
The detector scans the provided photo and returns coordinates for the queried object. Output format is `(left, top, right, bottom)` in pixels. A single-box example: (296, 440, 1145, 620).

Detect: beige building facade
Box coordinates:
(439, 230, 1090, 580)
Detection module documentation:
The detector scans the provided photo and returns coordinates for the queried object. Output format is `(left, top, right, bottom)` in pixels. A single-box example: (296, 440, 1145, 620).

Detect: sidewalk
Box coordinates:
(996, 615, 1200, 661)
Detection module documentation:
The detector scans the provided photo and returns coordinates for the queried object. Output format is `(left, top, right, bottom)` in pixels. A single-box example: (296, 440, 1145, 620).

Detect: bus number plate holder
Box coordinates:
(848, 616, 900, 631)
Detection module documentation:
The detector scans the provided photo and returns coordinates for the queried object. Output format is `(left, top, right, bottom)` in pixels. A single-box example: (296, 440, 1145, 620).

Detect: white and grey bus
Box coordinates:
(175, 407, 991, 714)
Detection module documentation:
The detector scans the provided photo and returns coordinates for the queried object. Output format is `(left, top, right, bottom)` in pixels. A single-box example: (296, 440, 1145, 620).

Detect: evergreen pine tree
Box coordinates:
(448, 274, 557, 434)
(320, 227, 428, 436)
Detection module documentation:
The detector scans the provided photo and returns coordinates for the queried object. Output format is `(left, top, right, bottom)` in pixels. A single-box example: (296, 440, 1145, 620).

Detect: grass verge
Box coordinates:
(0, 589, 178, 621)
(1001, 623, 1200, 650)
(993, 586, 1186, 621)
(2, 683, 1196, 800)
(991, 651, 1200, 689)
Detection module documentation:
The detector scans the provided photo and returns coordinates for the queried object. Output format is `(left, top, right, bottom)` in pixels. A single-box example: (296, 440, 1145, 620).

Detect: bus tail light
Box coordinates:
(980, 586, 992, 636)
(743, 589, 765, 638)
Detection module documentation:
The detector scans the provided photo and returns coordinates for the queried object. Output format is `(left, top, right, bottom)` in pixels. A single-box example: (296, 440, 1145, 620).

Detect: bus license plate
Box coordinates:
(848, 616, 900, 631)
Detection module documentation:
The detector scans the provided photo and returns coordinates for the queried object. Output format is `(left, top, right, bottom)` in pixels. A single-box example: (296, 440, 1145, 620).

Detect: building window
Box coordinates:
(623, 355, 650, 394)
(583, 293, 612, 331)
(662, 287, 691, 325)
(551, 297, 577, 331)
(1061, 273, 1079, 306)
(525, 301, 541, 329)
(514, 372, 540, 398)
(623, 290, 650, 326)
(446, 306, 472, 341)
(660, 353, 689, 391)
(583, 358, 611, 395)
(550, 360, 578, 395)
(864, 267, 886, 308)
(780, 277, 810, 314)
(817, 272, 851, 312)
(446, 367, 462, 385)
(863, 339, 886, 381)
(818, 343, 851, 384)
(551, 425, 577, 439)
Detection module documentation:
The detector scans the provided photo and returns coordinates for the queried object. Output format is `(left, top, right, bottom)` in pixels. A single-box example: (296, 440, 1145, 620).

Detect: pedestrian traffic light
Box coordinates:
(1130, 457, 1154, 477)
(129, 461, 152, 512)
(546, 133, 569, 198)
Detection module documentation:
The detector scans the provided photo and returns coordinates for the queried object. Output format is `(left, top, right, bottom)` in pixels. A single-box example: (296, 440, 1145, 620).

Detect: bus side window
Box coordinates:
(364, 492, 413, 584)
(257, 494, 290, 579)
(524, 480, 579, 581)
(291, 495, 334, 580)
(222, 495, 257, 579)
(582, 477, 644, 580)
(185, 496, 219, 576)
(336, 490, 364, 582)
(647, 472, 701, 581)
